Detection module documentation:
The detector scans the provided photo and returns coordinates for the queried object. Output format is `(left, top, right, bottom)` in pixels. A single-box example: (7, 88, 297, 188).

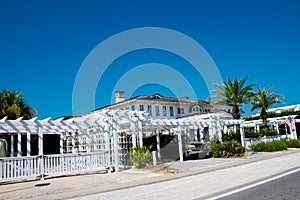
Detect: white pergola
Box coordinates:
(143, 113, 245, 162)
(0, 110, 147, 157)
(243, 115, 299, 139)
(0, 111, 245, 163)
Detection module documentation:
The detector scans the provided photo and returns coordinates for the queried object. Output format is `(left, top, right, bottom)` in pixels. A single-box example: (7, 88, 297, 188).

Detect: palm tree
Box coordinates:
(0, 89, 37, 119)
(250, 87, 284, 129)
(210, 77, 256, 119)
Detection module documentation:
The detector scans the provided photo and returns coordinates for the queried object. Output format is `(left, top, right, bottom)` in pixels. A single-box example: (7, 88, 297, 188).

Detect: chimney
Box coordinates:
(115, 91, 125, 103)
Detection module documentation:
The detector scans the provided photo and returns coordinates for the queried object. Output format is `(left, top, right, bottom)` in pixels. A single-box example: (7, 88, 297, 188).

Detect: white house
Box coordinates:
(93, 91, 232, 119)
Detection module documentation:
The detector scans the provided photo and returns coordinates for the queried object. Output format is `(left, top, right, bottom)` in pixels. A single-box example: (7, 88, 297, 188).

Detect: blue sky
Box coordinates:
(0, 0, 299, 119)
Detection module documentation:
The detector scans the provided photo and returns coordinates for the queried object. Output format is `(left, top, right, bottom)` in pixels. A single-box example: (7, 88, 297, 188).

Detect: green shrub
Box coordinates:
(249, 140, 287, 152)
(222, 130, 241, 143)
(283, 139, 300, 148)
(211, 141, 245, 158)
(245, 128, 279, 138)
(245, 128, 261, 138)
(130, 145, 152, 168)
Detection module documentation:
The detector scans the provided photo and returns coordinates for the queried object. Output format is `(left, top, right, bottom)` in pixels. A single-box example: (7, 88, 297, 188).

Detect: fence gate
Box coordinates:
(0, 152, 110, 183)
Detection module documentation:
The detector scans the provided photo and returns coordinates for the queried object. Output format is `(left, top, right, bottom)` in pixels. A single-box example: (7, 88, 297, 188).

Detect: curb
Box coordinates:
(29, 149, 300, 200)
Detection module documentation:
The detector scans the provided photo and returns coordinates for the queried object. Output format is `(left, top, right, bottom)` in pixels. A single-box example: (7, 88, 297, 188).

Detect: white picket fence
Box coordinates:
(0, 151, 110, 183)
(245, 134, 291, 149)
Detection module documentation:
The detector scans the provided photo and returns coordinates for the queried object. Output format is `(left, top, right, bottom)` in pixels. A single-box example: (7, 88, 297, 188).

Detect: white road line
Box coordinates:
(206, 167, 300, 200)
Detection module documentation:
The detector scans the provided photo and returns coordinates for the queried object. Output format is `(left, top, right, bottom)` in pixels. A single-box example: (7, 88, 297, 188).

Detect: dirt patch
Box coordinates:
(137, 164, 179, 174)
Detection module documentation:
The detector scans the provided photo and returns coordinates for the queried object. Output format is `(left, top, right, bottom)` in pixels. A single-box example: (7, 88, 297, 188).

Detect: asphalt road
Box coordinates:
(219, 169, 300, 200)
(68, 152, 300, 200)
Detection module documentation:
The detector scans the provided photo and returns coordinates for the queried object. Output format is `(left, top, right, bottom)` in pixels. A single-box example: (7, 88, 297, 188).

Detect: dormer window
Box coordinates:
(192, 106, 203, 113)
(151, 94, 163, 99)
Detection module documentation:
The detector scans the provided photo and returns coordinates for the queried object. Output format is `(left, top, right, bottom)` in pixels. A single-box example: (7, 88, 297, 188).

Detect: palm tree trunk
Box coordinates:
(260, 108, 268, 130)
(231, 104, 240, 132)
(232, 104, 240, 119)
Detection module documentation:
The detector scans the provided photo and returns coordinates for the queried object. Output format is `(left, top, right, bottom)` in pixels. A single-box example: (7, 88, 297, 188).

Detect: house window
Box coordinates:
(147, 105, 152, 116)
(131, 105, 135, 111)
(155, 106, 160, 116)
(192, 106, 202, 113)
(170, 106, 174, 116)
(139, 105, 144, 111)
(177, 108, 184, 115)
(163, 106, 167, 116)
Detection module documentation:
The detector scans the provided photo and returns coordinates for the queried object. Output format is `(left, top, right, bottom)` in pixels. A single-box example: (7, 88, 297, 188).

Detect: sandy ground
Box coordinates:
(0, 170, 162, 200)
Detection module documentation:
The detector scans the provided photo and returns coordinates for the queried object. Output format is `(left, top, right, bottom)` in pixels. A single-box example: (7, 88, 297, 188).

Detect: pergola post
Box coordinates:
(17, 132, 22, 157)
(177, 126, 184, 162)
(138, 120, 143, 147)
(275, 122, 279, 134)
(194, 128, 198, 141)
(60, 133, 64, 154)
(71, 131, 76, 153)
(156, 129, 161, 162)
(240, 122, 246, 148)
(104, 125, 111, 168)
(10, 135, 14, 157)
(26, 131, 31, 156)
(38, 127, 44, 156)
(112, 118, 119, 172)
(131, 123, 137, 148)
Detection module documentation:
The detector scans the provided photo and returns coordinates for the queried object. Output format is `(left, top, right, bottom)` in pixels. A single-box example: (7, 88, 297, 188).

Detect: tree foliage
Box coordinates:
(250, 87, 284, 129)
(0, 89, 37, 119)
(210, 77, 256, 119)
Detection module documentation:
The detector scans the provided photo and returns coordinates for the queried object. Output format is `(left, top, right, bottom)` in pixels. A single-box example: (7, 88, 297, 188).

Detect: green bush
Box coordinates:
(245, 128, 279, 138)
(249, 140, 287, 152)
(245, 128, 261, 138)
(222, 130, 241, 143)
(211, 141, 245, 158)
(130, 145, 152, 168)
(283, 139, 300, 148)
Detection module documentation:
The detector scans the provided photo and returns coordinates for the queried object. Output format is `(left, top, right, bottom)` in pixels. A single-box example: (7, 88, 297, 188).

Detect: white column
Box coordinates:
(177, 126, 184, 162)
(275, 123, 279, 134)
(156, 129, 161, 162)
(240, 122, 246, 148)
(194, 128, 198, 141)
(17, 132, 22, 157)
(112, 118, 119, 172)
(131, 123, 137, 148)
(71, 131, 76, 153)
(10, 135, 14, 157)
(292, 118, 297, 139)
(38, 127, 44, 156)
(208, 117, 214, 140)
(105, 126, 111, 168)
(256, 124, 260, 132)
(138, 120, 143, 147)
(26, 131, 31, 156)
(60, 133, 64, 154)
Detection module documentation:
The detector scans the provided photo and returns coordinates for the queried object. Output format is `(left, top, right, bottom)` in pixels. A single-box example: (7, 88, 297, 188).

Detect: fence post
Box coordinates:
(152, 151, 157, 166)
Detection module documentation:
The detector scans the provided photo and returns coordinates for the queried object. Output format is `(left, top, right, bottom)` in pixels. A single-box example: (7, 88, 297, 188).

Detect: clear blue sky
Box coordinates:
(0, 0, 299, 119)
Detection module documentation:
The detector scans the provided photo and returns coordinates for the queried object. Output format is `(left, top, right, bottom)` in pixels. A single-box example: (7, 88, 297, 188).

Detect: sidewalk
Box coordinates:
(1, 149, 300, 200)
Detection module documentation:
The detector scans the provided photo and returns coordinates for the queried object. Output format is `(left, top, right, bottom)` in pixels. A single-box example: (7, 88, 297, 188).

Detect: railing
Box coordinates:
(0, 156, 40, 181)
(0, 151, 110, 183)
(245, 134, 291, 149)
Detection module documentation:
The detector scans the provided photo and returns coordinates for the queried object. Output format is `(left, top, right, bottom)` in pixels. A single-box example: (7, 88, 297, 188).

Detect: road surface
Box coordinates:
(217, 169, 300, 200)
(69, 152, 300, 200)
